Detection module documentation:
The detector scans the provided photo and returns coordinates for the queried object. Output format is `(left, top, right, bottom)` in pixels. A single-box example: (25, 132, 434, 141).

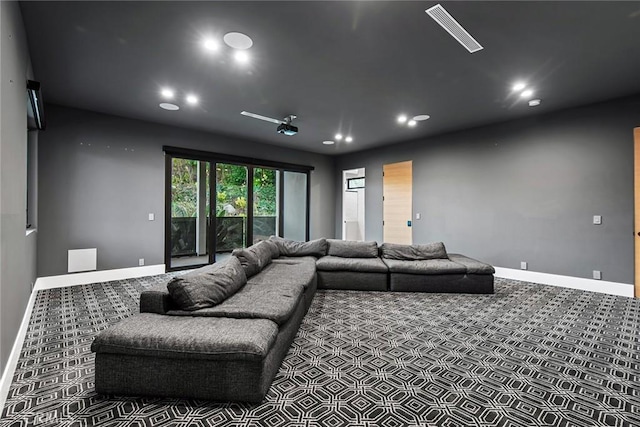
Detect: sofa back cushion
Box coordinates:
(260, 239, 280, 259)
(269, 236, 327, 257)
(380, 242, 448, 260)
(166, 257, 247, 311)
(327, 239, 378, 258)
(232, 241, 273, 277)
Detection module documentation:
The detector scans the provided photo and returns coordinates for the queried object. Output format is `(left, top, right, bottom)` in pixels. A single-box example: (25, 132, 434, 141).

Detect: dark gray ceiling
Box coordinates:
(20, 1, 640, 154)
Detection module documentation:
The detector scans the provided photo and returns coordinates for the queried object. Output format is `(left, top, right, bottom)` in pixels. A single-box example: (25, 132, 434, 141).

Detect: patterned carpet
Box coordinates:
(1, 276, 639, 427)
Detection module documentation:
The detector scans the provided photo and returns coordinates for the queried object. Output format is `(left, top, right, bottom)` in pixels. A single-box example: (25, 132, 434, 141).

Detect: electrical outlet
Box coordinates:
(148, 213, 155, 221)
(416, 213, 421, 220)
(593, 215, 602, 225)
(593, 270, 601, 280)
(520, 261, 528, 270)
(139, 258, 145, 266)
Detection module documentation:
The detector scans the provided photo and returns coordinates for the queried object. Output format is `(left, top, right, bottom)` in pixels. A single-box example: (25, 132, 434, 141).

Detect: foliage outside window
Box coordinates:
(171, 159, 277, 219)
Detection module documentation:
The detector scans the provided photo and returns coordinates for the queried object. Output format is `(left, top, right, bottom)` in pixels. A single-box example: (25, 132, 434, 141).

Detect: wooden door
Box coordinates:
(383, 160, 412, 244)
(635, 128, 640, 298)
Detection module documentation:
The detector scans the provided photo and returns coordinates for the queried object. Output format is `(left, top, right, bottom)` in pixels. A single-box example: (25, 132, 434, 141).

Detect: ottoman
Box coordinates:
(91, 313, 282, 402)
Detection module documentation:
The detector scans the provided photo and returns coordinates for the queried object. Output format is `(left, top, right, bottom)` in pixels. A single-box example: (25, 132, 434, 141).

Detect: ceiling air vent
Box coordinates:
(426, 4, 483, 53)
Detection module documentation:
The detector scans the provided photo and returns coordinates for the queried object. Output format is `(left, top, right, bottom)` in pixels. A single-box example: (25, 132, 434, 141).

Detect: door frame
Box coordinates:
(342, 168, 366, 241)
(634, 128, 640, 298)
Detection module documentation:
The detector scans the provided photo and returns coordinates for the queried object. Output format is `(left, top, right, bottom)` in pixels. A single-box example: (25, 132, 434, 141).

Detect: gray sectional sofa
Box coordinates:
(91, 237, 494, 402)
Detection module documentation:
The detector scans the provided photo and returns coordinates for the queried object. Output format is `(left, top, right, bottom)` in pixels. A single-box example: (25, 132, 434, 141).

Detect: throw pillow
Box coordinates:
(327, 239, 378, 258)
(260, 239, 280, 259)
(380, 242, 448, 260)
(166, 257, 247, 311)
(248, 241, 274, 270)
(232, 247, 261, 277)
(269, 236, 328, 257)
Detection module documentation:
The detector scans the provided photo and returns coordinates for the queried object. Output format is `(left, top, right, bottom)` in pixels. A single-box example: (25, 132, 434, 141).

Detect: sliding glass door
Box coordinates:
(169, 158, 211, 268)
(283, 171, 307, 241)
(215, 163, 248, 261)
(253, 168, 279, 244)
(165, 147, 312, 271)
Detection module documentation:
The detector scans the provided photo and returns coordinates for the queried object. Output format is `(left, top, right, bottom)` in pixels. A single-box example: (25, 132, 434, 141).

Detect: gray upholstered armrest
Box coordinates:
(139, 289, 174, 314)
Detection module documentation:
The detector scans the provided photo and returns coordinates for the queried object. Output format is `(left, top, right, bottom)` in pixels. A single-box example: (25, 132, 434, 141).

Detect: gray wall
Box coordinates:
(336, 95, 640, 285)
(37, 105, 336, 276)
(0, 1, 37, 374)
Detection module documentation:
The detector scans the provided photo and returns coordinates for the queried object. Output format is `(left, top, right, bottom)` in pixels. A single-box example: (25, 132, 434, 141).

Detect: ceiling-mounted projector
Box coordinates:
(240, 111, 299, 136)
(277, 114, 298, 136)
(277, 122, 298, 136)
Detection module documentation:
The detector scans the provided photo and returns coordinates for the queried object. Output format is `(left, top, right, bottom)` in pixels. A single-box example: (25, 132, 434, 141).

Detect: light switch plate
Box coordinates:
(593, 215, 602, 225)
(416, 213, 421, 220)
(148, 213, 155, 221)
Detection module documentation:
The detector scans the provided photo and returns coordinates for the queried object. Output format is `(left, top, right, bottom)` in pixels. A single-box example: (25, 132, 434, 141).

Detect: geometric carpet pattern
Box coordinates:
(1, 276, 639, 427)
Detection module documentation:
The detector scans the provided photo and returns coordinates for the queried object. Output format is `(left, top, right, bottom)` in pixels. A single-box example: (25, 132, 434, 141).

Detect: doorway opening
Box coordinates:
(342, 168, 365, 241)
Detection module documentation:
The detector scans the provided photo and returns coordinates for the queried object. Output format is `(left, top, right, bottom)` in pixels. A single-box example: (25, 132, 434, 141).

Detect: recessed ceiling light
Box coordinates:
(397, 115, 408, 124)
(160, 88, 174, 99)
(512, 82, 526, 92)
(407, 120, 417, 127)
(203, 38, 219, 52)
(234, 51, 249, 64)
(322, 140, 335, 145)
(224, 32, 253, 50)
(335, 133, 343, 141)
(529, 99, 541, 107)
(186, 95, 199, 105)
(345, 136, 353, 143)
(159, 103, 179, 111)
(413, 114, 430, 121)
(520, 89, 534, 98)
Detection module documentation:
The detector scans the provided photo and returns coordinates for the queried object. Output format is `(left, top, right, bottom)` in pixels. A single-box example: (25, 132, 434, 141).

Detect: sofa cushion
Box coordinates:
(316, 255, 389, 273)
(260, 239, 280, 259)
(383, 258, 467, 275)
(232, 241, 273, 277)
(166, 257, 247, 311)
(91, 313, 278, 362)
(448, 253, 495, 274)
(271, 255, 317, 267)
(248, 261, 316, 290)
(380, 242, 448, 260)
(327, 239, 378, 258)
(167, 280, 303, 326)
(269, 236, 327, 257)
(250, 241, 274, 268)
(231, 247, 261, 277)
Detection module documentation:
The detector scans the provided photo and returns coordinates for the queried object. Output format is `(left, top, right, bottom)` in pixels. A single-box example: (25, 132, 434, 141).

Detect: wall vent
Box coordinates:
(68, 248, 97, 273)
(426, 4, 483, 53)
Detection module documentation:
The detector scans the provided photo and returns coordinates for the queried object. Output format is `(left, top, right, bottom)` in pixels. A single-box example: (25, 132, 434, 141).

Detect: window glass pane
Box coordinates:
(215, 163, 248, 255)
(253, 168, 279, 243)
(283, 171, 307, 241)
(170, 158, 209, 268)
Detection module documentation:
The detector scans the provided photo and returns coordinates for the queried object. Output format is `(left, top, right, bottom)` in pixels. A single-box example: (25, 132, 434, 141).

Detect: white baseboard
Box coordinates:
(494, 267, 634, 298)
(0, 264, 167, 411)
(35, 264, 166, 291)
(0, 285, 38, 413)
